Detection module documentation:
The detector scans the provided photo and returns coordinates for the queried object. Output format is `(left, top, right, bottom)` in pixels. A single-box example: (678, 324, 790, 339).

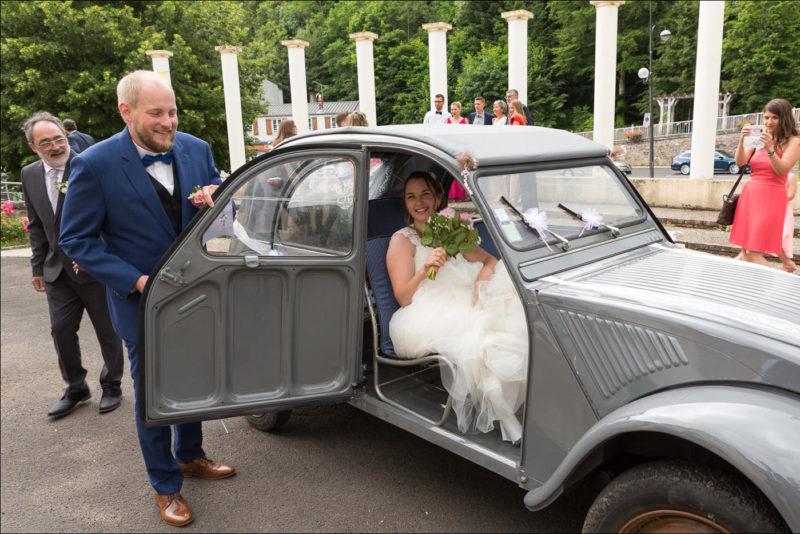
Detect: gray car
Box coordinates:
(141, 125, 800, 533)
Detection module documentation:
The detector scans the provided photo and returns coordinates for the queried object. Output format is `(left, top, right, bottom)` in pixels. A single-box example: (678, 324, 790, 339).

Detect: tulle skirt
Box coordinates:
(389, 259, 528, 442)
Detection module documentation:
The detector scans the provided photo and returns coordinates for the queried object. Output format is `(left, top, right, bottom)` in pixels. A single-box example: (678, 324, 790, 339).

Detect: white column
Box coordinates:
(502, 10, 534, 106)
(590, 1, 625, 150)
(281, 39, 311, 134)
(145, 50, 173, 87)
(214, 46, 246, 172)
(422, 22, 452, 111)
(350, 32, 379, 127)
(689, 1, 725, 179)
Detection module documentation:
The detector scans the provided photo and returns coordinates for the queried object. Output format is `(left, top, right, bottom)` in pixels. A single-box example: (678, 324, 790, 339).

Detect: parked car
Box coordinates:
(613, 159, 632, 174)
(671, 149, 750, 175)
(141, 125, 800, 533)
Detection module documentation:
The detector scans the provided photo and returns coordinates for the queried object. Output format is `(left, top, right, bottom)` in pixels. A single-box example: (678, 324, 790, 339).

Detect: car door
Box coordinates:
(141, 149, 367, 426)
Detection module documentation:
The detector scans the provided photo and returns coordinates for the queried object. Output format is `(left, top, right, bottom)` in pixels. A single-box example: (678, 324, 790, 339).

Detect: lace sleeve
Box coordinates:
(395, 226, 422, 247)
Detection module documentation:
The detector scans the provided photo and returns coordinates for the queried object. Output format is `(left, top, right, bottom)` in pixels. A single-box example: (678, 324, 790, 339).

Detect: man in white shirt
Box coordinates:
(423, 94, 452, 125)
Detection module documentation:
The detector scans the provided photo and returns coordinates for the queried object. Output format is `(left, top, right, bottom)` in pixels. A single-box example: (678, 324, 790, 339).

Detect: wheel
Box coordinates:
(680, 163, 690, 175)
(245, 410, 292, 432)
(728, 163, 740, 174)
(582, 460, 787, 533)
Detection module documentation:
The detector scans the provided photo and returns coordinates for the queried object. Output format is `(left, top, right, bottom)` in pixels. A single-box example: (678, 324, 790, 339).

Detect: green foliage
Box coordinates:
(421, 209, 480, 279)
(3, 0, 797, 180)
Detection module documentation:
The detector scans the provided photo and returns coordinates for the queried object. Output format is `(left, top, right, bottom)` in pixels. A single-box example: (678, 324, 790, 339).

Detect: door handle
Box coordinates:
(160, 267, 186, 287)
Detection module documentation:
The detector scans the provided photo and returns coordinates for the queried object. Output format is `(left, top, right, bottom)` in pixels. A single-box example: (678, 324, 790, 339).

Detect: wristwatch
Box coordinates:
(767, 150, 776, 156)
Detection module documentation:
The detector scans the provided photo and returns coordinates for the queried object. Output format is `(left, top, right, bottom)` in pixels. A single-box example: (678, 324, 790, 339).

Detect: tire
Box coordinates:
(680, 163, 690, 175)
(582, 460, 788, 533)
(245, 410, 292, 432)
(728, 163, 740, 174)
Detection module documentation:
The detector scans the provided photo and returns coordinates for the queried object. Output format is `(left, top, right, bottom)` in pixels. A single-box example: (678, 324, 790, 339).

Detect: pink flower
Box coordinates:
(22, 216, 30, 233)
(1, 201, 13, 215)
(439, 207, 455, 217)
(459, 212, 473, 228)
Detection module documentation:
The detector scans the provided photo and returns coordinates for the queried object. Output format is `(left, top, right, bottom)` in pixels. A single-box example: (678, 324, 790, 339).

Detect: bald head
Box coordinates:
(117, 70, 173, 109)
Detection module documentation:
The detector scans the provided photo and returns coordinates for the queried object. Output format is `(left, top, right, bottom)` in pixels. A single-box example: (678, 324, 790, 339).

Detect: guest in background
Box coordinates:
(335, 112, 350, 127)
(491, 100, 507, 125)
(63, 119, 95, 154)
(349, 111, 368, 126)
(423, 94, 451, 125)
(468, 96, 494, 125)
(272, 119, 297, 148)
(505, 89, 534, 126)
(508, 101, 527, 126)
(779, 173, 797, 272)
(445, 102, 467, 124)
(730, 98, 800, 269)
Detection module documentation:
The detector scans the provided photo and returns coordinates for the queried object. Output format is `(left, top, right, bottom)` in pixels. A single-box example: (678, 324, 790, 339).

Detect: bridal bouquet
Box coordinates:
(421, 208, 481, 280)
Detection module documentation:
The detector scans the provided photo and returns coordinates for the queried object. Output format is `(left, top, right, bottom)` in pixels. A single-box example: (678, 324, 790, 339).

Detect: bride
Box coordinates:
(385, 172, 529, 443)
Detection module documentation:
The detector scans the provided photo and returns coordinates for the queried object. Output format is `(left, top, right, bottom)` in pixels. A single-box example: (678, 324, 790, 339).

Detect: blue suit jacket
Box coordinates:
(59, 127, 222, 340)
(468, 111, 495, 125)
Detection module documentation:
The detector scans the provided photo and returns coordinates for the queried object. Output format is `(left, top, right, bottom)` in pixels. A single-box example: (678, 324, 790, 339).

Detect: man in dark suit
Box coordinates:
(63, 118, 95, 154)
(21, 112, 124, 418)
(59, 71, 232, 527)
(505, 89, 534, 126)
(468, 96, 495, 125)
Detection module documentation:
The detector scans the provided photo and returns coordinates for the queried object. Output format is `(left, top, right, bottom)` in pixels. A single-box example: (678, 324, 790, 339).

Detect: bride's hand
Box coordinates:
(423, 247, 449, 272)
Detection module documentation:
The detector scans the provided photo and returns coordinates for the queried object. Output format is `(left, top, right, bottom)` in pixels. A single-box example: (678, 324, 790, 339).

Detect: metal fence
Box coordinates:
(1, 181, 24, 203)
(576, 107, 800, 143)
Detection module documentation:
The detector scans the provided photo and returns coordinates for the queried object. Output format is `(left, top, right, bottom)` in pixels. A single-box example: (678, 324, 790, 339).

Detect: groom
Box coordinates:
(59, 70, 231, 527)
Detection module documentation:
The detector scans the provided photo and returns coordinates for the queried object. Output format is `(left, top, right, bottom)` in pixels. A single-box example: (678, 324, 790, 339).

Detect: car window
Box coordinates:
(717, 150, 734, 158)
(202, 157, 355, 256)
(477, 164, 643, 250)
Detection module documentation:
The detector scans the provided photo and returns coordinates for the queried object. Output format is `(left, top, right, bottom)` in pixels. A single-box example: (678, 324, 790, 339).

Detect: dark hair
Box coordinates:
(434, 93, 445, 100)
(474, 96, 485, 103)
(403, 172, 447, 227)
(22, 111, 65, 143)
(764, 98, 799, 151)
(506, 88, 519, 97)
(272, 119, 296, 146)
(63, 119, 77, 131)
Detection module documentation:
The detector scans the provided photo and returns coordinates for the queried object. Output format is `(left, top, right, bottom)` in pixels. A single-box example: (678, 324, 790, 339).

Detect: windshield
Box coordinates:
(716, 150, 734, 158)
(477, 164, 643, 250)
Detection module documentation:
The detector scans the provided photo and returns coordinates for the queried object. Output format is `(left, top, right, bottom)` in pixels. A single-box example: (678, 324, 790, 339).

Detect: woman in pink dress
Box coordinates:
(446, 102, 468, 201)
(729, 98, 800, 268)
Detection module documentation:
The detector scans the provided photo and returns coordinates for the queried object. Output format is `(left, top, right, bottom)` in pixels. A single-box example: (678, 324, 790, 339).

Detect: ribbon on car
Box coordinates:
(522, 208, 553, 251)
(579, 208, 603, 236)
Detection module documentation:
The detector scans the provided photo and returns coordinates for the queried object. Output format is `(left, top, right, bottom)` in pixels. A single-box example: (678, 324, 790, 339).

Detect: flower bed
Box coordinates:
(624, 130, 645, 144)
(1, 201, 29, 247)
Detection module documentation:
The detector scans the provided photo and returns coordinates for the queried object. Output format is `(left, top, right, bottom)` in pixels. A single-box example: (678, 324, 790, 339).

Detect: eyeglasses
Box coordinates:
(434, 100, 444, 104)
(35, 137, 68, 149)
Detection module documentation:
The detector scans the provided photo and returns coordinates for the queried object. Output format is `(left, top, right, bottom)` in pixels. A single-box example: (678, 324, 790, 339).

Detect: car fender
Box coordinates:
(524, 385, 800, 530)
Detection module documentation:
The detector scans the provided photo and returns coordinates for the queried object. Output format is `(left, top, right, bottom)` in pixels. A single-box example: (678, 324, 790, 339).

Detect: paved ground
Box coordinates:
(0, 256, 593, 533)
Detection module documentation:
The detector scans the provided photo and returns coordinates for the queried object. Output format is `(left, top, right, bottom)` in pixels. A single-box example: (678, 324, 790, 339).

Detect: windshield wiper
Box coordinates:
(557, 203, 620, 237)
(500, 196, 569, 250)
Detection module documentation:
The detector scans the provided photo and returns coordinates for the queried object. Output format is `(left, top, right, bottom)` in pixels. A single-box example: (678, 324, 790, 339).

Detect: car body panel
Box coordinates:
(671, 149, 749, 174)
(522, 385, 800, 532)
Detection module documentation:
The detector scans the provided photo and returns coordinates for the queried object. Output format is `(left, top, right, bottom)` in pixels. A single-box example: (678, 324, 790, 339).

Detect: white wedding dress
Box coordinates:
(388, 227, 529, 443)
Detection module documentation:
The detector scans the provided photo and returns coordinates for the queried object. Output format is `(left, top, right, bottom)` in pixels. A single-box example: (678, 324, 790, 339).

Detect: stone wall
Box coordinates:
(620, 132, 741, 166)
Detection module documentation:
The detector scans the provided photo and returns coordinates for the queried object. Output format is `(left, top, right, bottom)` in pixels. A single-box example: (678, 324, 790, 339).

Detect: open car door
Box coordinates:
(141, 149, 367, 426)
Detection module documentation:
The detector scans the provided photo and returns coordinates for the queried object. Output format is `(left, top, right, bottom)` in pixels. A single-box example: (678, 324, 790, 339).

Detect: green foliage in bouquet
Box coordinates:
(420, 208, 481, 280)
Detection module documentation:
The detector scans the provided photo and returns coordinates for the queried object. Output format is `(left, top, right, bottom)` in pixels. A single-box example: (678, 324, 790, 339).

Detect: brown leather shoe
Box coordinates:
(154, 492, 193, 527)
(178, 455, 236, 480)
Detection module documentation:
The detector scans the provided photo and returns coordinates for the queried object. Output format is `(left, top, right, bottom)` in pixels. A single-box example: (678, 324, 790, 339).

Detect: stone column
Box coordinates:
(422, 22, 452, 111)
(501, 10, 534, 105)
(145, 50, 173, 87)
(590, 1, 625, 150)
(215, 46, 246, 172)
(689, 1, 725, 179)
(281, 39, 311, 134)
(350, 32, 379, 127)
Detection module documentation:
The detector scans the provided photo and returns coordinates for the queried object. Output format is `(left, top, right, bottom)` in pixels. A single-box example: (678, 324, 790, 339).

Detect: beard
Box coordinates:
(39, 144, 70, 168)
(132, 122, 176, 153)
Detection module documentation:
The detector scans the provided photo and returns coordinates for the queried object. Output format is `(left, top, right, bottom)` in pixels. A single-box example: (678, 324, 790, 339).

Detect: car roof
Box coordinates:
(277, 124, 610, 167)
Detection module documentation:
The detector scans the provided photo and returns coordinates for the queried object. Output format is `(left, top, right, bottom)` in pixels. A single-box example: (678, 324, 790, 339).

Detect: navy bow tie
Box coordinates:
(142, 151, 174, 167)
(435, 111, 442, 115)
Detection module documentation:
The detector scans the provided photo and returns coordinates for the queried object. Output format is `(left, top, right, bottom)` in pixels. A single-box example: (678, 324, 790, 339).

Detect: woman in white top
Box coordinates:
(492, 100, 507, 125)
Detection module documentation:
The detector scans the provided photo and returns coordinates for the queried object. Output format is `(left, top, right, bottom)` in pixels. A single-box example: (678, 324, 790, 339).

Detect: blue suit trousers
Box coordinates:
(125, 338, 204, 495)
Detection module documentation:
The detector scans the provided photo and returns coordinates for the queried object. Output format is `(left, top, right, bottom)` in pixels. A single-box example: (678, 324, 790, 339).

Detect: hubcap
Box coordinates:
(619, 510, 729, 533)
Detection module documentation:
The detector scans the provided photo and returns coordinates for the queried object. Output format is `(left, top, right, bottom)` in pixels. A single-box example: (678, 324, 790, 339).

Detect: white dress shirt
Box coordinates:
(133, 141, 175, 195)
(423, 110, 452, 125)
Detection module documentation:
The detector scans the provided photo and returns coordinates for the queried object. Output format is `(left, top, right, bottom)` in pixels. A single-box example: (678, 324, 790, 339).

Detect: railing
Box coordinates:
(1, 181, 24, 203)
(576, 107, 800, 143)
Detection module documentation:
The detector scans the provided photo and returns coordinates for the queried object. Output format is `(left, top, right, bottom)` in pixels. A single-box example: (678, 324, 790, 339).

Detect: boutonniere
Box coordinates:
(188, 185, 205, 208)
(54, 181, 68, 194)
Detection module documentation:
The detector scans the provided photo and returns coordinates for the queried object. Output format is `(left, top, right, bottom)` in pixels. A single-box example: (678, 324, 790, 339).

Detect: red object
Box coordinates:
(448, 179, 466, 201)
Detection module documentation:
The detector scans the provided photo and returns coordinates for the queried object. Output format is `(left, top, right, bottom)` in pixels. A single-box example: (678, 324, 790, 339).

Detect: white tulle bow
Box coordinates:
(522, 208, 553, 251)
(579, 208, 603, 236)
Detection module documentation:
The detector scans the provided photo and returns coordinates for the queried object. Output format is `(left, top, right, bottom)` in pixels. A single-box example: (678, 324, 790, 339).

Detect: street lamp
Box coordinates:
(645, 0, 671, 178)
